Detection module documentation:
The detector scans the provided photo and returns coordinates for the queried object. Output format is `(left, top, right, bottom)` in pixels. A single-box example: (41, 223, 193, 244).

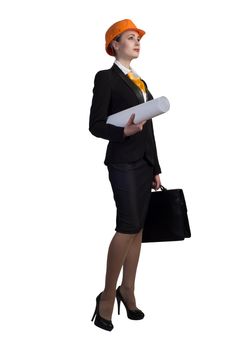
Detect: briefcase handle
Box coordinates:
(152, 184, 167, 191)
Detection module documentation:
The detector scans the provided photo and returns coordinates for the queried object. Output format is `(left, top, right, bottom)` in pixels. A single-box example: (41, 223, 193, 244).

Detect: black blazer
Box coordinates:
(89, 63, 161, 176)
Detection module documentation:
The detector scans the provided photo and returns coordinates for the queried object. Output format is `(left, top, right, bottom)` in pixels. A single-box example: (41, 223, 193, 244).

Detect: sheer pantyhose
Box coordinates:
(99, 228, 143, 320)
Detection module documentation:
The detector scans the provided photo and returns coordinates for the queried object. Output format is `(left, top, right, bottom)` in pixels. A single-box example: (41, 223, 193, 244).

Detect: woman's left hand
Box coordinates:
(152, 174, 161, 190)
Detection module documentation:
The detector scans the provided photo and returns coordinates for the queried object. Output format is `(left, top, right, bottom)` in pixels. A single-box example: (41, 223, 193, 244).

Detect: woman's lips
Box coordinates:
(134, 49, 140, 52)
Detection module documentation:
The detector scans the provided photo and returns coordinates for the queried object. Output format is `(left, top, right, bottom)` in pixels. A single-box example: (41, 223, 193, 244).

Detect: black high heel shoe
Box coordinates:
(116, 286, 145, 320)
(91, 292, 114, 331)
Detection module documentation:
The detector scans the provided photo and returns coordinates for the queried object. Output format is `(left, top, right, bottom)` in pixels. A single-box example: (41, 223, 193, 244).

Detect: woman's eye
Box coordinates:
(129, 36, 140, 41)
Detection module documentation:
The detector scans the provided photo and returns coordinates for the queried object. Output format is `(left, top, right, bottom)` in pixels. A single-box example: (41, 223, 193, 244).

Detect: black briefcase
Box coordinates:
(142, 185, 191, 243)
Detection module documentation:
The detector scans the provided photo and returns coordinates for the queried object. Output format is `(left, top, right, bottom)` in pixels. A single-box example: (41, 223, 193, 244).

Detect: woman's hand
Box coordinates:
(152, 174, 161, 190)
(123, 113, 147, 137)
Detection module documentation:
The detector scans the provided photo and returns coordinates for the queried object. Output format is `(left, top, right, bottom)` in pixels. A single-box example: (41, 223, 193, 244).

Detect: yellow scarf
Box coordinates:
(127, 71, 146, 93)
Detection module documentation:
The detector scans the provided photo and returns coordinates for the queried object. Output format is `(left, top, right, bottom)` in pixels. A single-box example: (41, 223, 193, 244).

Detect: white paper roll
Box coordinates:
(106, 96, 170, 127)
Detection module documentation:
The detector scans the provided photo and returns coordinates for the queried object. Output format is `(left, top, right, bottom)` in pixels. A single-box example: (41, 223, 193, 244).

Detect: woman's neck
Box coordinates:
(116, 57, 132, 70)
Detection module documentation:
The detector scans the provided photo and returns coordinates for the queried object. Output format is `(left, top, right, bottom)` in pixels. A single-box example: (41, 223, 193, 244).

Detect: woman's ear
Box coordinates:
(111, 40, 119, 54)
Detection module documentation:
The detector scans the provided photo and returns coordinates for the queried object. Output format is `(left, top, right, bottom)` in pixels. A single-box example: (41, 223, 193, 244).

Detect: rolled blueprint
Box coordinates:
(106, 96, 170, 127)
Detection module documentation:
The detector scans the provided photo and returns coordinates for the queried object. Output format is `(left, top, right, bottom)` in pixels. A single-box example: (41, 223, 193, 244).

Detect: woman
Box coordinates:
(89, 19, 162, 331)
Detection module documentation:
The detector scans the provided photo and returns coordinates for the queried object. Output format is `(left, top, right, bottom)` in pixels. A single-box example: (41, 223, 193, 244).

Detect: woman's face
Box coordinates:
(112, 30, 141, 59)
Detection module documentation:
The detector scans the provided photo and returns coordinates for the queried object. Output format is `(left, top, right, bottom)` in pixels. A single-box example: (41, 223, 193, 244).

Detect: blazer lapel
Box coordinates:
(141, 78, 154, 102)
(111, 63, 146, 104)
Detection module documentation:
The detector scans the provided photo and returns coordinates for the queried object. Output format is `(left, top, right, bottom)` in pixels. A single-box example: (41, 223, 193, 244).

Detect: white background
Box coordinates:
(1, 0, 234, 348)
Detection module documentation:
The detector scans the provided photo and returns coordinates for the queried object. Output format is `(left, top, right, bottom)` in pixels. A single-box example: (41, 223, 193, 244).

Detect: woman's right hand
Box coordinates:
(123, 113, 147, 137)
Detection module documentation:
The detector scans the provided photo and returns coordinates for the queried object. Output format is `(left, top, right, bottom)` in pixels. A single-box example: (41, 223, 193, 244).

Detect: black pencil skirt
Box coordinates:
(107, 157, 154, 234)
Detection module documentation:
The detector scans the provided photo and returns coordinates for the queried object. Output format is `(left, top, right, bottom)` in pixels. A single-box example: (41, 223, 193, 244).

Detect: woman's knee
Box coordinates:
(116, 227, 143, 237)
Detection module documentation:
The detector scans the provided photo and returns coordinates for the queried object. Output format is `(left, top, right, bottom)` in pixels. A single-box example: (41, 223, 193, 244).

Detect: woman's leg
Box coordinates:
(100, 159, 152, 319)
(99, 231, 139, 320)
(119, 229, 143, 309)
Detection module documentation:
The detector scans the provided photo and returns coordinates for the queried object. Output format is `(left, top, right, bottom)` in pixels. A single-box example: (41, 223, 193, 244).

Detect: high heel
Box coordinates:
(91, 292, 114, 331)
(116, 286, 145, 320)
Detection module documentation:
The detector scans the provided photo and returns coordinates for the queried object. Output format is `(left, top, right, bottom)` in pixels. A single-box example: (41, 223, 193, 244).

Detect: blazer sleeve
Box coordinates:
(142, 79, 162, 176)
(149, 119, 162, 176)
(89, 71, 126, 143)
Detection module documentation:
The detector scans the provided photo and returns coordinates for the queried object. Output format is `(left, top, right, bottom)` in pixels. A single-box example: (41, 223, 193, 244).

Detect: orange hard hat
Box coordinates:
(105, 19, 145, 56)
